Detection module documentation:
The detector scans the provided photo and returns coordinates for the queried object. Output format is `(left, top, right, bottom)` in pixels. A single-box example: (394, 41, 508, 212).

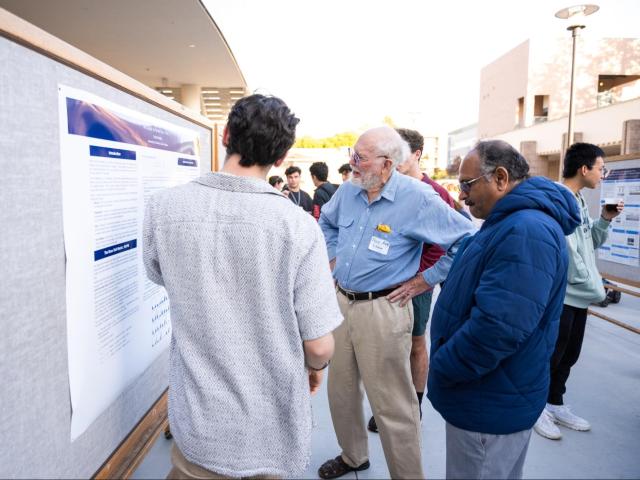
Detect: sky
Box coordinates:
(203, 0, 639, 138)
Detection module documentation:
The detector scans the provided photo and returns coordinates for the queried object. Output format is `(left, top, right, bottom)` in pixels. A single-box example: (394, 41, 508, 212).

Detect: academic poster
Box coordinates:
(58, 85, 202, 440)
(598, 167, 640, 267)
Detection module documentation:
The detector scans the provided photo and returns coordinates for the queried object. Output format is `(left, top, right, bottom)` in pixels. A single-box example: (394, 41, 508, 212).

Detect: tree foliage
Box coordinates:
(295, 116, 401, 148)
(432, 168, 449, 180)
(383, 116, 396, 128)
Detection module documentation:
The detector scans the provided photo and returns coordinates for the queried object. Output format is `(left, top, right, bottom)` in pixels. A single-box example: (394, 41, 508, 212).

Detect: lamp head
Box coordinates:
(555, 4, 599, 30)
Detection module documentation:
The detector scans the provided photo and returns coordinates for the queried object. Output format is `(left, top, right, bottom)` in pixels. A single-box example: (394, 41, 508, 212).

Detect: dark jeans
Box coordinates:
(548, 304, 587, 405)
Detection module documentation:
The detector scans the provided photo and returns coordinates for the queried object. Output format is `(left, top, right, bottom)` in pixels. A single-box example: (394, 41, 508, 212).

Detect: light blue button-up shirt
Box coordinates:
(319, 170, 476, 292)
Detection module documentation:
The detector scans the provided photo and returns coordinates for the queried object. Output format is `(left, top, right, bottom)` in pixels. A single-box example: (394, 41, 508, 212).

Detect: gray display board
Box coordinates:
(0, 36, 211, 478)
(582, 157, 640, 285)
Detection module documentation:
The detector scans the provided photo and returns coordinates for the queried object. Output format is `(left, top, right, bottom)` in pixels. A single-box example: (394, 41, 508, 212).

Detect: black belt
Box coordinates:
(337, 284, 395, 301)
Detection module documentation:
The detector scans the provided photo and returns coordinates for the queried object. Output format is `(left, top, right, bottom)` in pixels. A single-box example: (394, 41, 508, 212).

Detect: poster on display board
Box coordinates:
(598, 167, 640, 267)
(58, 85, 202, 440)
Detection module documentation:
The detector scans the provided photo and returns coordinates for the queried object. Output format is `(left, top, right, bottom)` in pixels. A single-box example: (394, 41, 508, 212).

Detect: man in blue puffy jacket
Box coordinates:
(427, 140, 580, 479)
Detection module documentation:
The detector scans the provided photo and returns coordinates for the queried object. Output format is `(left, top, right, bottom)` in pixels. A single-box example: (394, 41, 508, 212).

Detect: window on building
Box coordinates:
(534, 95, 549, 123)
(597, 75, 640, 107)
(516, 97, 524, 128)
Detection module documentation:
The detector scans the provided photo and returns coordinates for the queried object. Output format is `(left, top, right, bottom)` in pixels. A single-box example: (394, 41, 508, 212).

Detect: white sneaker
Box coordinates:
(534, 409, 562, 440)
(547, 404, 591, 431)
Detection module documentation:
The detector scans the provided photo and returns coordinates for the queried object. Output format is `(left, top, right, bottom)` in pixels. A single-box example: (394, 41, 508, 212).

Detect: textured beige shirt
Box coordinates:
(143, 172, 343, 477)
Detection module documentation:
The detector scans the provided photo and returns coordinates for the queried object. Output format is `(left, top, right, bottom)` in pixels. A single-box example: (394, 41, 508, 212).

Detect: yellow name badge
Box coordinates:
(376, 224, 392, 233)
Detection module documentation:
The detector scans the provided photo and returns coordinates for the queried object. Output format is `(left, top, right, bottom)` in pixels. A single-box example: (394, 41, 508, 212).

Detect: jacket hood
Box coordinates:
(317, 182, 339, 194)
(484, 176, 580, 235)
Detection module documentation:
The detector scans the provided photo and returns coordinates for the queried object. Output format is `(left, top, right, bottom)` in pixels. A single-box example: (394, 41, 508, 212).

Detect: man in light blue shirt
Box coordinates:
(317, 126, 475, 480)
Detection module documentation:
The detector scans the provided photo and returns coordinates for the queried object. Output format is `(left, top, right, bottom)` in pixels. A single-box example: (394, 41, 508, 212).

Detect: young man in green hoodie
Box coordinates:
(534, 143, 624, 440)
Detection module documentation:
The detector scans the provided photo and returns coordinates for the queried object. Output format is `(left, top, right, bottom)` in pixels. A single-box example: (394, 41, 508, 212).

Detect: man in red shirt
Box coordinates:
(368, 128, 456, 433)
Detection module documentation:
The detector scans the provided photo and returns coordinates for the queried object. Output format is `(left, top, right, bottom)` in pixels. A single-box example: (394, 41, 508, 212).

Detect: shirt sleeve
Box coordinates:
(294, 224, 344, 340)
(419, 184, 455, 271)
(591, 217, 610, 249)
(142, 198, 164, 286)
(409, 193, 476, 286)
(430, 226, 561, 386)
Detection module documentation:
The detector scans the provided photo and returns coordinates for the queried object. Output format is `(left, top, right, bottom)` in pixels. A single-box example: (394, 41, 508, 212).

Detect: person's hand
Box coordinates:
(309, 370, 324, 395)
(282, 190, 290, 197)
(329, 258, 336, 272)
(601, 200, 624, 221)
(387, 273, 432, 307)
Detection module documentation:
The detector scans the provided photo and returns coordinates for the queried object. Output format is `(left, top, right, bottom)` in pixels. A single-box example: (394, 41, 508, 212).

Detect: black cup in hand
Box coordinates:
(605, 203, 619, 212)
(603, 198, 621, 213)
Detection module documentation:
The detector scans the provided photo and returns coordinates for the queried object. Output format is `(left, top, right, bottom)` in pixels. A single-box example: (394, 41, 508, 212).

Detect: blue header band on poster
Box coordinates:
(94, 239, 137, 261)
(603, 167, 640, 182)
(66, 97, 196, 155)
(90, 145, 136, 160)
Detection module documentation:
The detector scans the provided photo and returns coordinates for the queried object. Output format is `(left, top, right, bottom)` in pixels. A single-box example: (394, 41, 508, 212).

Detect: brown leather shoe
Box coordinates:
(318, 455, 370, 479)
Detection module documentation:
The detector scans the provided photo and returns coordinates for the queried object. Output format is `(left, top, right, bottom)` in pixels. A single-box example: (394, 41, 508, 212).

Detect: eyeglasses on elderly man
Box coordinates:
(459, 172, 494, 194)
(350, 149, 390, 167)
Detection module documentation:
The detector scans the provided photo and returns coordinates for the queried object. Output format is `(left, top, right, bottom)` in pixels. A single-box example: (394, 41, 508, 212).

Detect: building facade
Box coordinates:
(478, 37, 640, 178)
(447, 123, 478, 166)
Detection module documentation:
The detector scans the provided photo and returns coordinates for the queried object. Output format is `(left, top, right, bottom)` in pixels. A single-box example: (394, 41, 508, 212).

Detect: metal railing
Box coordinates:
(588, 274, 640, 335)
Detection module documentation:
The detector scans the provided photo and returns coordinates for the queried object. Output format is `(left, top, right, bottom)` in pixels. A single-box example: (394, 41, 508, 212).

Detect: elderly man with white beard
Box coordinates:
(316, 126, 475, 479)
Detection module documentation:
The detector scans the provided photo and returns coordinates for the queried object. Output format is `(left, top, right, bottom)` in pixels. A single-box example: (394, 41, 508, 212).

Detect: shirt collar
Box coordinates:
(382, 170, 399, 201)
(353, 170, 399, 204)
(195, 172, 285, 197)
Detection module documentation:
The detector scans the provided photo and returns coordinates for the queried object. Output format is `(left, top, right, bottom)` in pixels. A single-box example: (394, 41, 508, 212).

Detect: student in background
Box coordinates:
(338, 163, 352, 182)
(534, 143, 623, 441)
(309, 162, 338, 220)
(285, 165, 313, 213)
(268, 175, 285, 191)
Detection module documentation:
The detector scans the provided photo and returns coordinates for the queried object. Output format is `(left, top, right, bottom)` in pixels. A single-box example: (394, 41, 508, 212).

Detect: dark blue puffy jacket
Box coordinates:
(427, 176, 580, 434)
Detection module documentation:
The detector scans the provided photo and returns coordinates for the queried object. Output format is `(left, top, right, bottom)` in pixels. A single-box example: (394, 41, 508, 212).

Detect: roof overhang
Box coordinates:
(0, 0, 246, 89)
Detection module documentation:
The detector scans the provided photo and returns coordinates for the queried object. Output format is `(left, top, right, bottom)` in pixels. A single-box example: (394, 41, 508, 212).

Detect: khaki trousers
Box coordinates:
(167, 444, 277, 479)
(328, 291, 424, 479)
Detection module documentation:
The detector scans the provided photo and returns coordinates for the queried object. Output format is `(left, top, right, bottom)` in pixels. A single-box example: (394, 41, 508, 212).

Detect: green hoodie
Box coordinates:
(564, 191, 609, 308)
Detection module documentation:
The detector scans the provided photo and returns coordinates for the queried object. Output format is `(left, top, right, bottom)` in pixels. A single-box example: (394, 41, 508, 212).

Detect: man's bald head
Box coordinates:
(357, 126, 410, 168)
(349, 126, 408, 193)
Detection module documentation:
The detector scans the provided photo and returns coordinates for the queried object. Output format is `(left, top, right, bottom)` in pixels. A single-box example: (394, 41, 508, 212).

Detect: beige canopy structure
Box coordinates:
(0, 0, 247, 122)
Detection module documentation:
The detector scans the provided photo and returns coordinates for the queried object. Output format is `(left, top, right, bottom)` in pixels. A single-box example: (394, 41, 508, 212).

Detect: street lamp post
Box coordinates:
(555, 4, 599, 178)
